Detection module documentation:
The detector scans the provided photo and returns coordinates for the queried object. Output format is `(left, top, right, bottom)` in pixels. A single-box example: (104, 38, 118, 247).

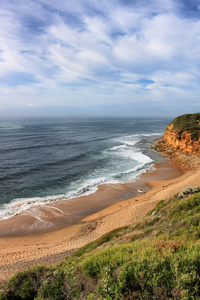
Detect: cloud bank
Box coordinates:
(0, 0, 200, 116)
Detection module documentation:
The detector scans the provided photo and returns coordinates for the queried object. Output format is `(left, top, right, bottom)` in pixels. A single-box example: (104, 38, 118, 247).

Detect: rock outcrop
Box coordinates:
(177, 186, 200, 199)
(156, 113, 200, 169)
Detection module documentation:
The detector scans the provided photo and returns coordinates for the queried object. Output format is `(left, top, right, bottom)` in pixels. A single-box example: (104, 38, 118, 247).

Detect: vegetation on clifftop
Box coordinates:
(170, 113, 200, 140)
(1, 189, 200, 299)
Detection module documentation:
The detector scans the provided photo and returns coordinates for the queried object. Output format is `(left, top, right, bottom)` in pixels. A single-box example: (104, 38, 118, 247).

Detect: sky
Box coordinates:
(0, 0, 200, 117)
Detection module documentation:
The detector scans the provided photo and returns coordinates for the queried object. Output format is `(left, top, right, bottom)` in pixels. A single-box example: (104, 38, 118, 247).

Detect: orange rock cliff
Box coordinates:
(156, 113, 200, 169)
(163, 122, 200, 156)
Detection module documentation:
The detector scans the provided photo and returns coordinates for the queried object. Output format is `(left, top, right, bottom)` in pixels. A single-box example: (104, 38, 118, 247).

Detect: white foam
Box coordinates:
(116, 135, 140, 146)
(0, 177, 120, 221)
(120, 150, 153, 164)
(109, 145, 127, 151)
(0, 132, 159, 222)
(140, 133, 162, 137)
(114, 133, 161, 148)
(27, 210, 52, 224)
(46, 206, 64, 214)
(108, 133, 162, 159)
(108, 137, 153, 165)
(119, 164, 143, 175)
(0, 195, 67, 221)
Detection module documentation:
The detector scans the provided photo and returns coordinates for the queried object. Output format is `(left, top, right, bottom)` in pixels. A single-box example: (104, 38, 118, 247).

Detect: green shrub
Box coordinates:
(37, 269, 74, 300)
(171, 113, 200, 134)
(2, 192, 200, 299)
(0, 266, 47, 300)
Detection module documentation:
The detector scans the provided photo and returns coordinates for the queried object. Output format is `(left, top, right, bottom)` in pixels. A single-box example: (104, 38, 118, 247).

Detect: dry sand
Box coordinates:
(0, 160, 200, 283)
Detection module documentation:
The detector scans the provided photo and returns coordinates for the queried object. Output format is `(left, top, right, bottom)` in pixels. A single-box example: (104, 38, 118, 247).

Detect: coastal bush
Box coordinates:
(85, 241, 200, 299)
(2, 192, 200, 299)
(36, 268, 81, 300)
(0, 266, 47, 300)
(171, 113, 200, 135)
(68, 227, 127, 261)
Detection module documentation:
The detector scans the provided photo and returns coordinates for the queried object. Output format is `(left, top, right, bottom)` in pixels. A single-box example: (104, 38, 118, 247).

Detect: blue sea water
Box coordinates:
(0, 117, 171, 220)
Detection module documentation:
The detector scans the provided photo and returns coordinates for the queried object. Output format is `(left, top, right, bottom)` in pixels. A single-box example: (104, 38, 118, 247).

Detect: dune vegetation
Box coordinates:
(1, 188, 200, 299)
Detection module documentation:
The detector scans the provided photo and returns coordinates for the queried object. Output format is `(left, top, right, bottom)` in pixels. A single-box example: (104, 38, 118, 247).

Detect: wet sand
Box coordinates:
(0, 160, 181, 237)
(0, 159, 199, 283)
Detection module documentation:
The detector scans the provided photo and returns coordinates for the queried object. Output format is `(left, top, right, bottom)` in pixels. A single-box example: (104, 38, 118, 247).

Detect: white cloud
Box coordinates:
(0, 0, 200, 115)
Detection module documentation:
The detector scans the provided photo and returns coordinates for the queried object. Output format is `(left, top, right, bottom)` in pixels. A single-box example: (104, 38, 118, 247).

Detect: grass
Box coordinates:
(2, 192, 200, 299)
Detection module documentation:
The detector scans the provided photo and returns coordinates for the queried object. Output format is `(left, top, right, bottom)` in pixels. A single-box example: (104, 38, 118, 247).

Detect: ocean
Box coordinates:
(0, 117, 171, 222)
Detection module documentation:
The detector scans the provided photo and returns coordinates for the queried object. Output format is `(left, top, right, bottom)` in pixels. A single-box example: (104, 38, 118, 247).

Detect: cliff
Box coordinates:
(156, 113, 200, 169)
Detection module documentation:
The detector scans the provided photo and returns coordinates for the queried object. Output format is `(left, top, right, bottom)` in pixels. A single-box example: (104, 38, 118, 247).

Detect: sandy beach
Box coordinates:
(0, 157, 200, 284)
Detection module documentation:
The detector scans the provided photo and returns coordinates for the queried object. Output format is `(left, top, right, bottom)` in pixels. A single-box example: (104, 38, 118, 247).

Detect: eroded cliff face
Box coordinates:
(156, 113, 200, 169)
(163, 123, 200, 156)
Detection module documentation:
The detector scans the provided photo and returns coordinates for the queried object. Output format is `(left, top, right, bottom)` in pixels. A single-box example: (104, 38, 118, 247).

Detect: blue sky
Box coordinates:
(0, 0, 200, 117)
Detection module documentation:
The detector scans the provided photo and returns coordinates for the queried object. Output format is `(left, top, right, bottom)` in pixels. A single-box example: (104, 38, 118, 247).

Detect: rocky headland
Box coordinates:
(156, 113, 200, 169)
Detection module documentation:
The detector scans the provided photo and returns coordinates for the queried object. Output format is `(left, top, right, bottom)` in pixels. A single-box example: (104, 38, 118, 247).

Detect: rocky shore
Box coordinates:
(156, 139, 200, 169)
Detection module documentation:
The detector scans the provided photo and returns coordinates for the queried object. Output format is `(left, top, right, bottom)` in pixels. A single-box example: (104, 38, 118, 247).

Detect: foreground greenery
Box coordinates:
(1, 191, 200, 299)
(170, 113, 200, 140)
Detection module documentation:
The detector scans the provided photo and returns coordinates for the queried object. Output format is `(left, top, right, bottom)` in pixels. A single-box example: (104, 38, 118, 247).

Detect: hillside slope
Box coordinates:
(1, 188, 200, 299)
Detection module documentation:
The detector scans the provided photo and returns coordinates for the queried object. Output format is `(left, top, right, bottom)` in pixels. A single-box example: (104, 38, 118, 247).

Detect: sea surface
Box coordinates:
(0, 117, 171, 221)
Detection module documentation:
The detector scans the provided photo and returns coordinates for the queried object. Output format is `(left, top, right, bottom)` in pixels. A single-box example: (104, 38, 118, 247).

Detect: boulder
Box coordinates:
(177, 187, 193, 199)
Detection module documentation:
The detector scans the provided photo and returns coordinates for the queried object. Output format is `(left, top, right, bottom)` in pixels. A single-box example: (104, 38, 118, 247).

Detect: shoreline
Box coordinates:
(0, 159, 180, 237)
(1, 158, 200, 283)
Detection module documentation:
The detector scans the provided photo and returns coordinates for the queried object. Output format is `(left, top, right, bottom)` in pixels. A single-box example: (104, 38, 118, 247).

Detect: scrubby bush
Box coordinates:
(171, 113, 200, 135)
(0, 266, 47, 300)
(2, 192, 200, 299)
